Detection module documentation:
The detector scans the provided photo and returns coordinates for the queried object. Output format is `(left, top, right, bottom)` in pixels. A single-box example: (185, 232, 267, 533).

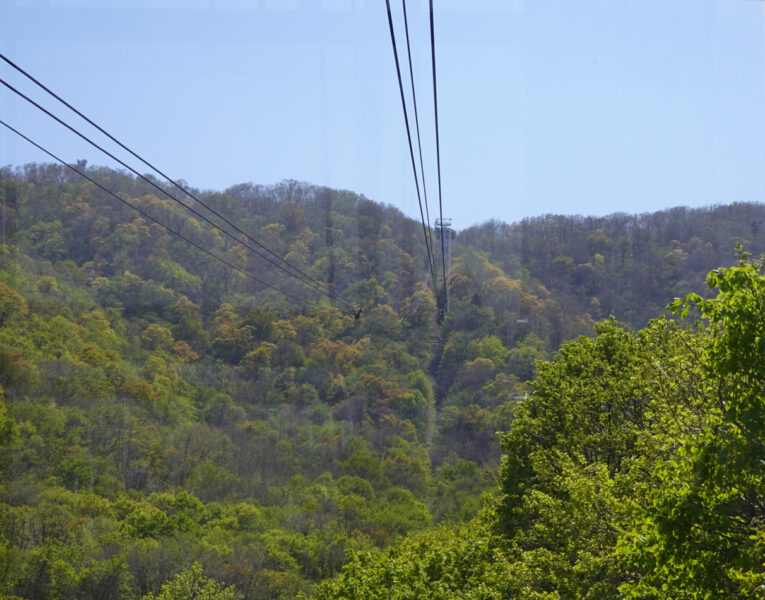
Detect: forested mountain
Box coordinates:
(459, 203, 765, 326)
(0, 163, 763, 599)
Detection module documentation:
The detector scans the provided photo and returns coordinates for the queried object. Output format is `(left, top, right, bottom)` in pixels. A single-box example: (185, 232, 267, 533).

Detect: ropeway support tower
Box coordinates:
(435, 218, 456, 319)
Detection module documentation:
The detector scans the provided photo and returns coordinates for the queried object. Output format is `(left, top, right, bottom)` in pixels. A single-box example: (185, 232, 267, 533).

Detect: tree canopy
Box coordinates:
(1, 164, 764, 599)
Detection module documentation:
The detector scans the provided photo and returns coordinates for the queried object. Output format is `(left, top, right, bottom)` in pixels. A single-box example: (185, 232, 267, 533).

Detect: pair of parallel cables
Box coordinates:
(385, 0, 449, 317)
(0, 53, 361, 316)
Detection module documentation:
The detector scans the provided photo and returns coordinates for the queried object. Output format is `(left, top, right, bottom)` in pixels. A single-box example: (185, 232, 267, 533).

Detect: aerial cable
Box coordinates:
(0, 77, 358, 313)
(0, 52, 339, 305)
(0, 76, 331, 301)
(385, 1, 439, 297)
(429, 0, 448, 313)
(384, 0, 440, 298)
(0, 118, 307, 306)
(400, 0, 435, 258)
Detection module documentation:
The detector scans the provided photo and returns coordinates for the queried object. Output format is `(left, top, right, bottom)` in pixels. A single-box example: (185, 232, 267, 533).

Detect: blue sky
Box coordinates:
(2, 0, 764, 229)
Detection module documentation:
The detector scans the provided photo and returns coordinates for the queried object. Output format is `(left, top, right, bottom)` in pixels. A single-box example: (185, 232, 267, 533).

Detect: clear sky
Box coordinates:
(2, 0, 764, 229)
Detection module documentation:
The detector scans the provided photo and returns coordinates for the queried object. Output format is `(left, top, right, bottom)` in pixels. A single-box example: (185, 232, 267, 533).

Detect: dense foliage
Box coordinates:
(315, 252, 765, 599)
(460, 204, 765, 327)
(1, 163, 763, 598)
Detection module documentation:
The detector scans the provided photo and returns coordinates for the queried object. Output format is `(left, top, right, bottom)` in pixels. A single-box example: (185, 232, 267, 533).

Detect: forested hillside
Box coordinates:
(459, 203, 765, 326)
(0, 163, 763, 599)
(315, 252, 765, 600)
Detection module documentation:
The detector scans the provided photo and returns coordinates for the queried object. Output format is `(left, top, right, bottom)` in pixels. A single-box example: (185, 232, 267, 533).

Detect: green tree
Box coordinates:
(310, 523, 512, 600)
(141, 324, 174, 352)
(495, 317, 708, 598)
(142, 562, 241, 600)
(0, 281, 28, 327)
(621, 251, 765, 599)
(506, 333, 545, 381)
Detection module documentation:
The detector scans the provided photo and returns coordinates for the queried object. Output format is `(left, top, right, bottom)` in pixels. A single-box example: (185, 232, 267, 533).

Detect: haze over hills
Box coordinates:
(1, 164, 764, 599)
